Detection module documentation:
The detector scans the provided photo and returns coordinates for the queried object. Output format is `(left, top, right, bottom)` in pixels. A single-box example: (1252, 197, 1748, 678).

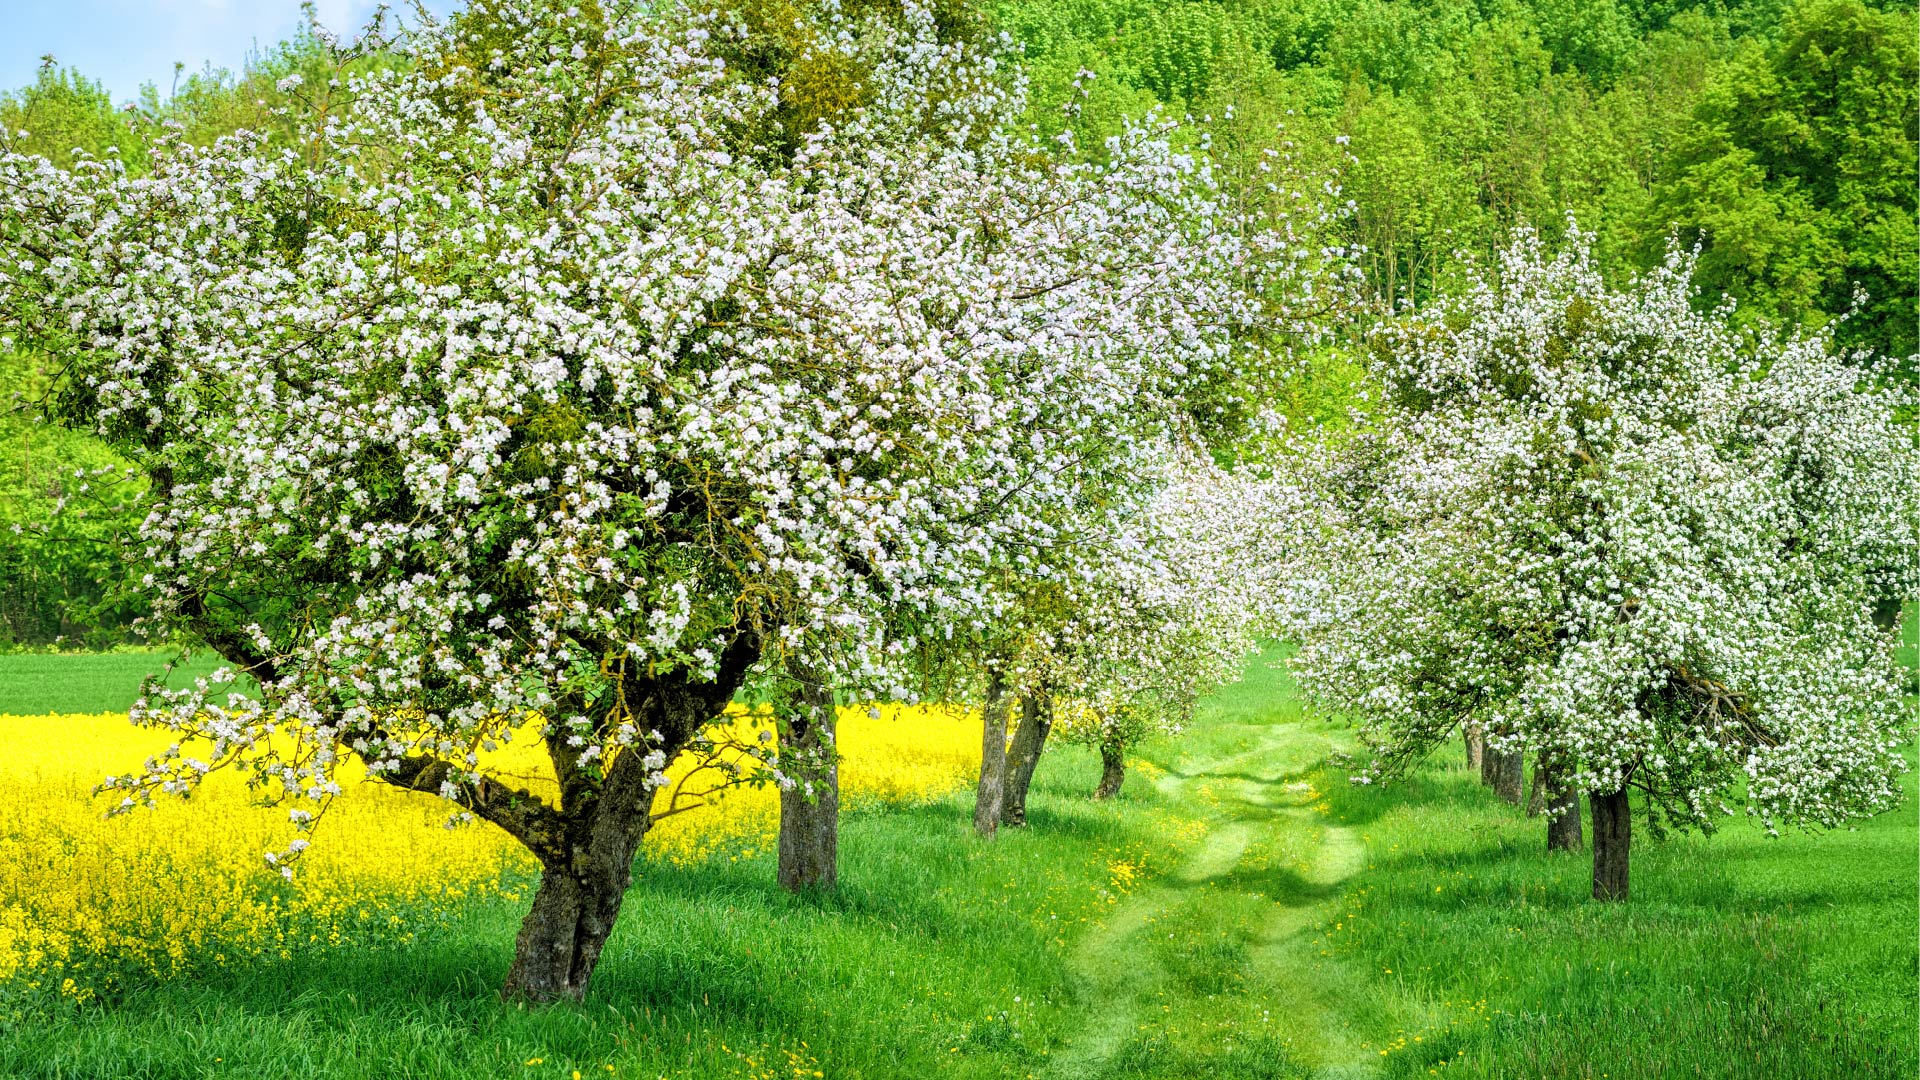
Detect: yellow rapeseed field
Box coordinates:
(0, 704, 979, 1001)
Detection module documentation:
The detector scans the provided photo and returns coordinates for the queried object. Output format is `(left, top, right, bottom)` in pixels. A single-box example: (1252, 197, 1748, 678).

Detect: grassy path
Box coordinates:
(1046, 705, 1390, 1080)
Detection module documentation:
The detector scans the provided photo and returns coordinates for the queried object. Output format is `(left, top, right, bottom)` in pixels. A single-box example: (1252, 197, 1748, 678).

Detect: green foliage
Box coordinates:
(993, 0, 1917, 367)
(0, 64, 145, 170)
(1653, 0, 1918, 360)
(135, 20, 407, 166)
(0, 353, 144, 648)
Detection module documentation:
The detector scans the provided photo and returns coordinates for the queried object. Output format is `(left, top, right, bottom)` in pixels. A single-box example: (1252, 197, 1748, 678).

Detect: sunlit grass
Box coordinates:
(0, 643, 1911, 1079)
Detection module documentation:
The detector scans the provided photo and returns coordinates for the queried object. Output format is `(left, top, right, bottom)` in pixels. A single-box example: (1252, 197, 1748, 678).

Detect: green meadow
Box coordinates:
(2, 644, 1912, 1080)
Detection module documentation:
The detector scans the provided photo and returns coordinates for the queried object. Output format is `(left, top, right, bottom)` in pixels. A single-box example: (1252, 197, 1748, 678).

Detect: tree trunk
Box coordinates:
(1093, 738, 1126, 800)
(1542, 758, 1583, 853)
(973, 672, 1010, 838)
(492, 636, 759, 1003)
(1487, 748, 1524, 805)
(777, 680, 838, 891)
(1001, 693, 1052, 827)
(1462, 723, 1484, 773)
(502, 835, 642, 1002)
(1590, 787, 1630, 901)
(1524, 754, 1546, 817)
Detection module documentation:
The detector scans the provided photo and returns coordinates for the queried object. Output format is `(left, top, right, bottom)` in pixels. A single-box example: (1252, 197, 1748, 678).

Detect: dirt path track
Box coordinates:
(1043, 721, 1378, 1080)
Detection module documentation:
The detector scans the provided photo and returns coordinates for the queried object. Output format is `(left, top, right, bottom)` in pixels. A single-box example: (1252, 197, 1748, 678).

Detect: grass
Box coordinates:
(0, 651, 251, 715)
(1308, 745, 1918, 1079)
(1, 638, 1914, 1079)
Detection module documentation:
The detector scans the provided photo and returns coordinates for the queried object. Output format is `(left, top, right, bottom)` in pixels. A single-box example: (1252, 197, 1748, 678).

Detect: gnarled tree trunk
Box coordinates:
(777, 680, 838, 891)
(1462, 723, 1485, 773)
(503, 821, 646, 1002)
(1093, 738, 1126, 800)
(1590, 787, 1630, 901)
(501, 721, 673, 1002)
(494, 639, 758, 1003)
(1002, 693, 1052, 827)
(973, 672, 1010, 838)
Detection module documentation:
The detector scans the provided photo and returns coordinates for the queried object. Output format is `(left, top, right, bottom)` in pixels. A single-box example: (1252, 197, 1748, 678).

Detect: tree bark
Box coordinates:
(1093, 738, 1126, 800)
(1001, 693, 1052, 827)
(1590, 787, 1630, 901)
(1524, 754, 1547, 817)
(972, 672, 1010, 838)
(1487, 747, 1524, 805)
(1462, 723, 1484, 773)
(777, 680, 838, 891)
(503, 827, 644, 1003)
(494, 634, 759, 1003)
(1542, 757, 1583, 853)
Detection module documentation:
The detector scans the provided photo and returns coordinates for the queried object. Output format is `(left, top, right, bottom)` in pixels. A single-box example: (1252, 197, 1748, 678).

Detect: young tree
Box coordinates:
(1277, 230, 1918, 901)
(0, 0, 1281, 1000)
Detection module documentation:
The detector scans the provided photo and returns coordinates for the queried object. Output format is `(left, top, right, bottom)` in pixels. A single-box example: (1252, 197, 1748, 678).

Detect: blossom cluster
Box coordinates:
(1043, 456, 1275, 752)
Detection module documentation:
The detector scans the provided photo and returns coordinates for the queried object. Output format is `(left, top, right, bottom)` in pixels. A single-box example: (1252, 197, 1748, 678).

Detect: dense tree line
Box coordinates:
(997, 0, 1916, 357)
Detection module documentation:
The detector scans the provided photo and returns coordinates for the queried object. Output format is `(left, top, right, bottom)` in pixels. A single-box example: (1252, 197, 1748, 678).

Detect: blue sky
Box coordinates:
(2, 1, 461, 105)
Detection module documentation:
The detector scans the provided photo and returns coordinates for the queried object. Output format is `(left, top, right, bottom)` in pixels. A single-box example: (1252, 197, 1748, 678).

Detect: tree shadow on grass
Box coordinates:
(1203, 863, 1349, 907)
(1315, 761, 1493, 828)
(131, 895, 815, 1038)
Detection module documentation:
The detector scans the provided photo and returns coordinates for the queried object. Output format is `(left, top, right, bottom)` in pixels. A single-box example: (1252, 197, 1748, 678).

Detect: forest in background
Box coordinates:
(1, 0, 1915, 648)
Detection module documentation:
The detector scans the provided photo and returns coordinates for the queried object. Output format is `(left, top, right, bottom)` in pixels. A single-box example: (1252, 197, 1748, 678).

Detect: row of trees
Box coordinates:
(0, 0, 1324, 1001)
(1261, 231, 1918, 900)
(0, 0, 1910, 1005)
(6, 0, 1913, 647)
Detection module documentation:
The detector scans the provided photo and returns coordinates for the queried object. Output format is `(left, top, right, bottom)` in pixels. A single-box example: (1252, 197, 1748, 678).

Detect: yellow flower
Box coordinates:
(0, 705, 980, 1001)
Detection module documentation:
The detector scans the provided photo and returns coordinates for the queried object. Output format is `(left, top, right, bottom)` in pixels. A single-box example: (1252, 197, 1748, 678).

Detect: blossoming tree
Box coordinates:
(1275, 231, 1918, 900)
(0, 0, 1285, 1000)
(1044, 459, 1263, 801)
